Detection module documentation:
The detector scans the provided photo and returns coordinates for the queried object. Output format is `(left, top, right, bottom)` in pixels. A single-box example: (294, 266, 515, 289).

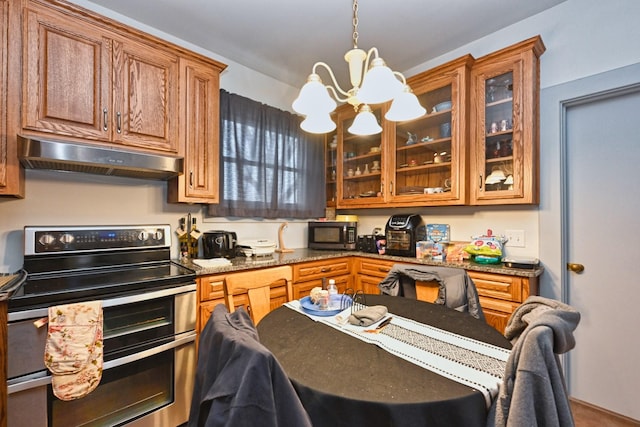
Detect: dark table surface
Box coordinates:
(258, 294, 511, 427)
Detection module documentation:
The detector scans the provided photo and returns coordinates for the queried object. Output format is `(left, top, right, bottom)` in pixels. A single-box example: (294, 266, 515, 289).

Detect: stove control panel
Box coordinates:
(25, 225, 172, 255)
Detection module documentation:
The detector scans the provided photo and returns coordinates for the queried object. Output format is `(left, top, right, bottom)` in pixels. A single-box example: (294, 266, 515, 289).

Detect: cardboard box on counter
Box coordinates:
(416, 241, 470, 262)
(446, 241, 470, 262)
(416, 241, 447, 261)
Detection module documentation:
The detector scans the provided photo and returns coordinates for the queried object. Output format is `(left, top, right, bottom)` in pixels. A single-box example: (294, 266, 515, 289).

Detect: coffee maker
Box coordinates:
(202, 230, 237, 259)
(385, 214, 426, 257)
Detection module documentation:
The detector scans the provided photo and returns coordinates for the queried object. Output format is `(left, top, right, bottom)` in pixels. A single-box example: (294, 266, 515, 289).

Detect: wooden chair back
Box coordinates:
(415, 280, 440, 303)
(224, 266, 293, 325)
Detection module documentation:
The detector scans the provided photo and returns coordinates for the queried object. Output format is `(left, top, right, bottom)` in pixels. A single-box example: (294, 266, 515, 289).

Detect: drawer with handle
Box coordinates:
(293, 257, 351, 282)
(357, 258, 398, 278)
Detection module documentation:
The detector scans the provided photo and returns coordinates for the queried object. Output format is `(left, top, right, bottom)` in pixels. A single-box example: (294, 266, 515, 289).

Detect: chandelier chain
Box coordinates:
(293, 0, 425, 134)
(352, 0, 359, 48)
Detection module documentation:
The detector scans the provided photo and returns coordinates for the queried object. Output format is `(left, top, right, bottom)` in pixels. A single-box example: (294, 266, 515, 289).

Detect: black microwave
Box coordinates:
(308, 221, 357, 250)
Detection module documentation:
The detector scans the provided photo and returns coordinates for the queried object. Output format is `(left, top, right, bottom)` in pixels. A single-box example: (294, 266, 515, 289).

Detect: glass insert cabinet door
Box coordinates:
(337, 106, 385, 206)
(325, 130, 338, 207)
(470, 36, 544, 205)
(481, 71, 517, 196)
(388, 55, 470, 206)
(391, 85, 455, 203)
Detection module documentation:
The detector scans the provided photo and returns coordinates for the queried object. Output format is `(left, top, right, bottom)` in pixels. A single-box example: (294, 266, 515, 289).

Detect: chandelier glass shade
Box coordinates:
(385, 84, 428, 122)
(292, 0, 425, 136)
(348, 105, 382, 135)
(301, 112, 336, 134)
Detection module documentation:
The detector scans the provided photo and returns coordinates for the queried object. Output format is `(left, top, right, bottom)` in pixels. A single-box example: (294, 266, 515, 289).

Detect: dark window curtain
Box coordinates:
(208, 90, 325, 219)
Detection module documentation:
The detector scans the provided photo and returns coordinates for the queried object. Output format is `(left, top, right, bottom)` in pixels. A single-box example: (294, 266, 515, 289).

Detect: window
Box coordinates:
(208, 90, 325, 219)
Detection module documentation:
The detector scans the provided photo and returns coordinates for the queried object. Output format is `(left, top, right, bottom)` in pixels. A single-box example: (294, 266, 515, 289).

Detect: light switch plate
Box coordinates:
(506, 229, 525, 247)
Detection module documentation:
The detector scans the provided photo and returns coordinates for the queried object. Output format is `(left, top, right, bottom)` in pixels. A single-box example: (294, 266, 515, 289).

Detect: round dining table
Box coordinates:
(257, 294, 511, 427)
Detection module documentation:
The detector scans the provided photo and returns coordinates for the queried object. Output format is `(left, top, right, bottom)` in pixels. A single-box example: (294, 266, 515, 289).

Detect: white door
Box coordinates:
(564, 86, 640, 420)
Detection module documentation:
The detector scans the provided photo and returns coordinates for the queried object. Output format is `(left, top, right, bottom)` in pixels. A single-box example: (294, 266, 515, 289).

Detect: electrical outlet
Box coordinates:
(506, 229, 525, 247)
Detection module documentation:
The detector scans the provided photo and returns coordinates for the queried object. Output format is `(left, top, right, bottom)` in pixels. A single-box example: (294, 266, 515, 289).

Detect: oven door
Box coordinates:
(7, 284, 196, 427)
(8, 335, 195, 427)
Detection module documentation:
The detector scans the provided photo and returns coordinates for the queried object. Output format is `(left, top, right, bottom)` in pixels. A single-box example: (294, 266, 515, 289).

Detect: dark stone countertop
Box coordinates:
(177, 249, 543, 278)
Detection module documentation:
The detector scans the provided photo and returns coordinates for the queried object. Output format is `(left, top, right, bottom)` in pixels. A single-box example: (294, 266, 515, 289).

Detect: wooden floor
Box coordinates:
(572, 399, 640, 427)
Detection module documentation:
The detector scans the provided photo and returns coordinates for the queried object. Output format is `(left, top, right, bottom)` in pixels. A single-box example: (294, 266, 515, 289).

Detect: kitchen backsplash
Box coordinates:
(0, 170, 538, 274)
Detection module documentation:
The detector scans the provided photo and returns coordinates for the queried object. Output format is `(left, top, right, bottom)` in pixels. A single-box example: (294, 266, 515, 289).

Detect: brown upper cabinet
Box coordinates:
(329, 37, 544, 208)
(168, 57, 222, 203)
(334, 56, 473, 209)
(0, 0, 24, 197)
(23, 1, 179, 153)
(469, 36, 545, 205)
(388, 55, 473, 207)
(324, 128, 338, 207)
(336, 103, 387, 208)
(1, 0, 11, 194)
(0, 0, 226, 200)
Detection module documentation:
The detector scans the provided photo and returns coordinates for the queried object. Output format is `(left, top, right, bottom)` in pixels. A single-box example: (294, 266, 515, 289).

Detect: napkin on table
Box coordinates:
(348, 305, 388, 327)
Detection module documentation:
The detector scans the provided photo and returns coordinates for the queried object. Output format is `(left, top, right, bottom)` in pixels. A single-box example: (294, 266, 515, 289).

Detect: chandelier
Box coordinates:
(292, 0, 426, 136)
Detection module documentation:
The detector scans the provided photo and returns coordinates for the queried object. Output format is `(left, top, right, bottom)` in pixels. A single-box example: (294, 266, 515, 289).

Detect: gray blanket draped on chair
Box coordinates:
(487, 296, 580, 427)
(188, 304, 312, 427)
(377, 264, 485, 320)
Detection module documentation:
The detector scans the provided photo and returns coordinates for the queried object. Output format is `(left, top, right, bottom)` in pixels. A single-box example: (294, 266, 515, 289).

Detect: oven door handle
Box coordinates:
(102, 283, 196, 309)
(7, 331, 196, 395)
(8, 283, 197, 321)
(103, 331, 195, 370)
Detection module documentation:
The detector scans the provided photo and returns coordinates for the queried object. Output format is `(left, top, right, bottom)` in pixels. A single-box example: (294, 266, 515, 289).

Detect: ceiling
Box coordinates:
(85, 0, 566, 90)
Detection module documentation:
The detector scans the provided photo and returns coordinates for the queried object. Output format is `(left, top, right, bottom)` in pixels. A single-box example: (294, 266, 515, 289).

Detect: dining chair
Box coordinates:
(487, 296, 580, 427)
(378, 264, 485, 320)
(189, 304, 312, 427)
(224, 265, 293, 325)
(415, 280, 440, 303)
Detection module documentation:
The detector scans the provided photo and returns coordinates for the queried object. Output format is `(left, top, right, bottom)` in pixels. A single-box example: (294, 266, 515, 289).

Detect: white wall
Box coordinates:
(405, 0, 640, 91)
(2, 0, 639, 276)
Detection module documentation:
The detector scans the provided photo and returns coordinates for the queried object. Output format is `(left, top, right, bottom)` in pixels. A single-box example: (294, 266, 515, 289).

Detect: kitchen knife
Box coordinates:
(364, 316, 392, 333)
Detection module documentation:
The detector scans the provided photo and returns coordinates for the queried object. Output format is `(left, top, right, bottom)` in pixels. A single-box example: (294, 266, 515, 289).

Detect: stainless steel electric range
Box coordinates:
(7, 225, 197, 427)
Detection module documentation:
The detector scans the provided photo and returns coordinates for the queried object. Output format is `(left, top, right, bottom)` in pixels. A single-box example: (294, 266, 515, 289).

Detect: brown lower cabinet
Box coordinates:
(197, 268, 289, 334)
(467, 271, 537, 333)
(198, 273, 226, 334)
(355, 258, 396, 295)
(291, 257, 353, 299)
(196, 257, 538, 335)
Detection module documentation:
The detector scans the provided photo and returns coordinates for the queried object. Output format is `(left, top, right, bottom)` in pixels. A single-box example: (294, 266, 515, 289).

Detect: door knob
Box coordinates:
(567, 263, 585, 273)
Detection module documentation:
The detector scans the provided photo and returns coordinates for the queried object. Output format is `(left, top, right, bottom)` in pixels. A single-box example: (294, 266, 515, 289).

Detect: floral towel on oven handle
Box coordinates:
(44, 301, 103, 401)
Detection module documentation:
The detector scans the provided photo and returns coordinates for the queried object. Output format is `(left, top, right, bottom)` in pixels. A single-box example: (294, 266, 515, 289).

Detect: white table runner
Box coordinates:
(284, 300, 509, 407)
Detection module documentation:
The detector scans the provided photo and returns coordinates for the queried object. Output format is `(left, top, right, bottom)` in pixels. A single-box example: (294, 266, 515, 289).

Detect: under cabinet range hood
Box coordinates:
(18, 136, 183, 180)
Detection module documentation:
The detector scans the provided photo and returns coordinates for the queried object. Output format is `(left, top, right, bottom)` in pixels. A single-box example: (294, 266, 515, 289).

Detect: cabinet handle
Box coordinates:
(116, 112, 122, 134)
(389, 181, 393, 195)
(321, 267, 331, 272)
(378, 267, 390, 272)
(103, 108, 108, 131)
(479, 174, 483, 190)
(189, 171, 194, 187)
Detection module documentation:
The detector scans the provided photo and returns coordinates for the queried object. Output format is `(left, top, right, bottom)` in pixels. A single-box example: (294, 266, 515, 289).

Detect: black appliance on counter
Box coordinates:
(202, 230, 237, 259)
(7, 225, 197, 427)
(385, 214, 426, 257)
(357, 235, 377, 253)
(357, 234, 386, 254)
